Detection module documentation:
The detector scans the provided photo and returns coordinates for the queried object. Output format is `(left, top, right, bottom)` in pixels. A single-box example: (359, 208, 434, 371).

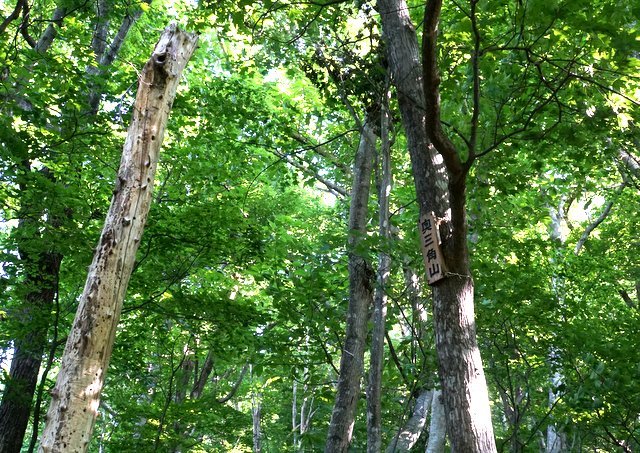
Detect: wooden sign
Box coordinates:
(419, 211, 446, 285)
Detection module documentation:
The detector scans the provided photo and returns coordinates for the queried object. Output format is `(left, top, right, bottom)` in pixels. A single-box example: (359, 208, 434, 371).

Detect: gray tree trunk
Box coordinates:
(377, 0, 497, 450)
(325, 120, 377, 452)
(38, 24, 197, 453)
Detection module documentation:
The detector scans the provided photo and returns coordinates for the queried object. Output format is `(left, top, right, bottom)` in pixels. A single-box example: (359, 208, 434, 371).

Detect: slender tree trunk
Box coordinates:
(546, 202, 567, 453)
(367, 86, 393, 453)
(39, 25, 197, 453)
(252, 401, 262, 453)
(251, 365, 262, 453)
(377, 0, 497, 450)
(325, 120, 377, 452)
(0, 6, 71, 448)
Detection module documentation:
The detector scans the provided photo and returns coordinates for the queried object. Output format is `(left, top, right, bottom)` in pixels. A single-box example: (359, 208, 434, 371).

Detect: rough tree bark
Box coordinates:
(38, 24, 197, 453)
(377, 0, 497, 450)
(325, 120, 377, 452)
(0, 223, 61, 453)
(0, 6, 70, 449)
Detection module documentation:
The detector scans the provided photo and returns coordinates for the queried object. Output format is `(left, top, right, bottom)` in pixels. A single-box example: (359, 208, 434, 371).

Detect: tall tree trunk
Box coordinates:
(0, 6, 71, 449)
(251, 365, 262, 453)
(325, 120, 376, 452)
(0, 242, 61, 453)
(367, 86, 393, 453)
(546, 201, 567, 453)
(377, 0, 497, 450)
(39, 25, 197, 453)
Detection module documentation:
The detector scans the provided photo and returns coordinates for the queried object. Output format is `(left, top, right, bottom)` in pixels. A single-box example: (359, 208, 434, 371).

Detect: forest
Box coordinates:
(0, 0, 639, 451)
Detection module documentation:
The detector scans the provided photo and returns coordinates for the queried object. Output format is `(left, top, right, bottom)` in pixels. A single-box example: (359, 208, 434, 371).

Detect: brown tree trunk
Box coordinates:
(0, 164, 63, 453)
(0, 252, 60, 453)
(325, 120, 376, 452)
(39, 24, 197, 453)
(0, 7, 71, 449)
(377, 0, 497, 450)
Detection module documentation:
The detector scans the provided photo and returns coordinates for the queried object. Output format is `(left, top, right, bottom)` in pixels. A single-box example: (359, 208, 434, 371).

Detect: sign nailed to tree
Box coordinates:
(419, 212, 446, 285)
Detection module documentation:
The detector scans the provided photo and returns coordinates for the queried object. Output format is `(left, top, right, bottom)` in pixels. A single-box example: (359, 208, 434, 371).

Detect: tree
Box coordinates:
(325, 118, 376, 452)
(39, 24, 197, 452)
(377, 0, 497, 449)
(0, 2, 153, 449)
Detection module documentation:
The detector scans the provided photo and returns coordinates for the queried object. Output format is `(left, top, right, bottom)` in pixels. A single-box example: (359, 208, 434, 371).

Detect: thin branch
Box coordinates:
(466, 0, 481, 169)
(288, 130, 352, 177)
(618, 290, 636, 310)
(385, 331, 410, 388)
(216, 364, 250, 404)
(0, 0, 24, 35)
(19, 0, 36, 48)
(574, 183, 625, 255)
(422, 0, 463, 178)
(273, 149, 348, 197)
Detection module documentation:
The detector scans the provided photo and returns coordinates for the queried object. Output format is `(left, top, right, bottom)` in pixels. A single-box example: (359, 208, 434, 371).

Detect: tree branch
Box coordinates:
(422, 0, 462, 178)
(574, 183, 625, 255)
(465, 0, 481, 170)
(216, 364, 250, 404)
(0, 0, 24, 36)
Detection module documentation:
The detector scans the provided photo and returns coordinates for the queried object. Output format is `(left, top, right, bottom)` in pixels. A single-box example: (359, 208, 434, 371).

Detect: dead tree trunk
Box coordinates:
(325, 120, 376, 452)
(39, 24, 197, 453)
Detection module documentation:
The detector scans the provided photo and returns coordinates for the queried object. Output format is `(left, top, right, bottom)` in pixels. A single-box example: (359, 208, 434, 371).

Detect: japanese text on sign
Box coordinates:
(419, 211, 446, 285)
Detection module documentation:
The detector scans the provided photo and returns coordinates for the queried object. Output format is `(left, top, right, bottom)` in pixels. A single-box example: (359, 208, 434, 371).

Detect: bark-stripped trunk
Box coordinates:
(325, 120, 376, 452)
(367, 87, 393, 453)
(39, 25, 197, 453)
(377, 0, 497, 450)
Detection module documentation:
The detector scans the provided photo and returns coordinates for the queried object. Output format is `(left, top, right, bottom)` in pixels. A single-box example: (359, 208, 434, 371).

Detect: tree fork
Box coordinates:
(39, 24, 197, 453)
(377, 0, 497, 450)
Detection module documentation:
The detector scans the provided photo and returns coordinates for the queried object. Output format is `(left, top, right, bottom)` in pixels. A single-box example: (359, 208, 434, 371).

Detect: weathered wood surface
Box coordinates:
(39, 24, 198, 453)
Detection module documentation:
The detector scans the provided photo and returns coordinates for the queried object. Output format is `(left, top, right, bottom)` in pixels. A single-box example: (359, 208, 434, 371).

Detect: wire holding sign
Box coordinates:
(419, 211, 446, 285)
